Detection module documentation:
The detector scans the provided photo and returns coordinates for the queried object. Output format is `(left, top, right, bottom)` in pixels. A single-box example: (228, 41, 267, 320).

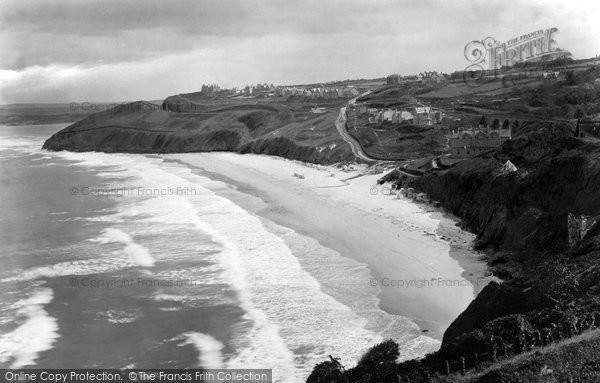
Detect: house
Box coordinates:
(387, 74, 402, 85)
(355, 104, 368, 114)
(412, 106, 433, 125)
(448, 124, 512, 157)
(542, 71, 562, 82)
(427, 72, 447, 85)
(339, 86, 360, 98)
(400, 111, 414, 122)
(403, 75, 420, 83)
(415, 113, 433, 126)
(382, 109, 395, 121)
(201, 84, 221, 93)
(501, 160, 517, 173)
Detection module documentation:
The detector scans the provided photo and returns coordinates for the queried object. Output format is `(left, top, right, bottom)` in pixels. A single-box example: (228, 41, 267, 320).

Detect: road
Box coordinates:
(334, 106, 377, 162)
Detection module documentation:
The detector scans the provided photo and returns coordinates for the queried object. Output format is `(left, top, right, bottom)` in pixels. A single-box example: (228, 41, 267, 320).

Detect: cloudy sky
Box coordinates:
(1, 0, 599, 103)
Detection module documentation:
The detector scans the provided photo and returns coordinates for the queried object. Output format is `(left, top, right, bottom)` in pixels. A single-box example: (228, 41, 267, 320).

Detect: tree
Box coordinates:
(348, 339, 400, 382)
(547, 265, 580, 303)
(528, 86, 554, 107)
(492, 119, 500, 129)
(479, 116, 488, 128)
(574, 107, 586, 120)
(502, 119, 510, 130)
(564, 70, 576, 86)
(307, 357, 345, 383)
(512, 120, 520, 130)
(561, 104, 574, 119)
(357, 339, 399, 368)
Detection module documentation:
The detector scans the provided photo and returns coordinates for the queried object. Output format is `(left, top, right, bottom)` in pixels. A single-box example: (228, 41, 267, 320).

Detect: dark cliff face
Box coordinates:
(309, 121, 600, 382)
(410, 121, 600, 346)
(417, 122, 600, 256)
(42, 100, 356, 165)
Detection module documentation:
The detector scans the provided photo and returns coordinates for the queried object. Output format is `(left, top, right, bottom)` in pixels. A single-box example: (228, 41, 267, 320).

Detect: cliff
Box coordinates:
(42, 97, 356, 165)
(415, 121, 600, 348)
(308, 121, 600, 381)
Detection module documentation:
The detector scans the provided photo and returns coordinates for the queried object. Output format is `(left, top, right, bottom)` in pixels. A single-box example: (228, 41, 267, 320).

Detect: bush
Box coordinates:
(356, 339, 399, 368)
(306, 358, 345, 383)
(347, 339, 400, 383)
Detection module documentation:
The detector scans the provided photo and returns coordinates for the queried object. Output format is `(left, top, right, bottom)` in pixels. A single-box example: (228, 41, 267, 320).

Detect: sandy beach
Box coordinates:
(167, 152, 492, 341)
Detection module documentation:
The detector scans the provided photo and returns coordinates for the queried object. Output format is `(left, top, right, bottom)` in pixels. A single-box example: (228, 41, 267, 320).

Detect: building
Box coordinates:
(355, 104, 368, 114)
(417, 71, 447, 86)
(201, 84, 221, 93)
(542, 71, 563, 82)
(386, 74, 402, 85)
(338, 86, 360, 98)
(363, 100, 441, 127)
(244, 85, 254, 95)
(382, 110, 395, 121)
(448, 125, 512, 157)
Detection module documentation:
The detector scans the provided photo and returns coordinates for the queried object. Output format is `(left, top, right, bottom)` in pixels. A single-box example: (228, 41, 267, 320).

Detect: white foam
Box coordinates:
(101, 160, 382, 380)
(31, 156, 52, 161)
(153, 294, 188, 302)
(95, 167, 298, 379)
(178, 332, 224, 369)
(34, 150, 438, 380)
(97, 310, 139, 324)
(0, 136, 44, 151)
(0, 288, 59, 368)
(90, 228, 155, 267)
(1, 258, 124, 282)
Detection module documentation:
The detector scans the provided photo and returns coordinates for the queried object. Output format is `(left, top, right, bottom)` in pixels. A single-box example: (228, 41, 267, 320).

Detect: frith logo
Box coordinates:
(464, 27, 570, 71)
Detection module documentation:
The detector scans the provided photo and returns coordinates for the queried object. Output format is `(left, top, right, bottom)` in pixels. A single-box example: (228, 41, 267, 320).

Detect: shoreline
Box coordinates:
(165, 152, 493, 342)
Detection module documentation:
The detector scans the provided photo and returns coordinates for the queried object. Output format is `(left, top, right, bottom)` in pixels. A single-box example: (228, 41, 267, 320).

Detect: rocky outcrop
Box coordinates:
(442, 282, 539, 344)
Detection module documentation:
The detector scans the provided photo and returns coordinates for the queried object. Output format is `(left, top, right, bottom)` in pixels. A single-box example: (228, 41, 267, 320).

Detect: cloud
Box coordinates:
(0, 0, 599, 103)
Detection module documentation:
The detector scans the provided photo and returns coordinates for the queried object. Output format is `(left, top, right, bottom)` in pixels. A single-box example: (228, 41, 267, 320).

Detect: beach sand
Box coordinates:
(167, 152, 492, 340)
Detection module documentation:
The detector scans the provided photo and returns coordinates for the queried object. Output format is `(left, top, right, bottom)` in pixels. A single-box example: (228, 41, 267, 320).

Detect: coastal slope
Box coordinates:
(42, 96, 356, 164)
(308, 120, 600, 382)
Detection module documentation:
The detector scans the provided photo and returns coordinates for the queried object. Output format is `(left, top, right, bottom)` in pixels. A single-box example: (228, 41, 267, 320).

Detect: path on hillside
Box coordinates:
(334, 106, 377, 162)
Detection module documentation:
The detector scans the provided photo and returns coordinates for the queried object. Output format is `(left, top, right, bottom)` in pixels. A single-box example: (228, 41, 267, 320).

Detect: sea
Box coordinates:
(0, 124, 438, 382)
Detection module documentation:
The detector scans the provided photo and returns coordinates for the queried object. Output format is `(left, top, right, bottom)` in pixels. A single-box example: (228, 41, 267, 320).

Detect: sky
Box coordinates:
(1, 0, 599, 104)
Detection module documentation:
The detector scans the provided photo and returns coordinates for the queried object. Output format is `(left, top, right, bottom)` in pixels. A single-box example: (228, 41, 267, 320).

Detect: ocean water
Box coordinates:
(0, 124, 438, 381)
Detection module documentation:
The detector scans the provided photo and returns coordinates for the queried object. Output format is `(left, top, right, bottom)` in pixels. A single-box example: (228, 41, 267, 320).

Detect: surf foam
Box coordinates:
(0, 288, 59, 368)
(90, 228, 155, 267)
(179, 332, 224, 369)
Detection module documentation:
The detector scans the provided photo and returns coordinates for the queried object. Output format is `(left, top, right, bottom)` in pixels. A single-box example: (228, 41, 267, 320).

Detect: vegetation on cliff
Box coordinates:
(42, 94, 356, 165)
(308, 119, 600, 381)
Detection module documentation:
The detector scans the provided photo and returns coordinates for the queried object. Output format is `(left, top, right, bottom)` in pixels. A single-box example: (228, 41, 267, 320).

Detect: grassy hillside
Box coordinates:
(42, 96, 356, 164)
(348, 123, 446, 160)
(445, 329, 600, 382)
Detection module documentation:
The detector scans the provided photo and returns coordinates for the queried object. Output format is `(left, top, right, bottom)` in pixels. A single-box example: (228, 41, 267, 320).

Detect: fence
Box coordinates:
(396, 312, 600, 382)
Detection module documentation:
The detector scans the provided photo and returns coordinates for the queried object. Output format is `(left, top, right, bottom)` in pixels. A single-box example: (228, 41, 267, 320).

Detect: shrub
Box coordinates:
(306, 358, 345, 383)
